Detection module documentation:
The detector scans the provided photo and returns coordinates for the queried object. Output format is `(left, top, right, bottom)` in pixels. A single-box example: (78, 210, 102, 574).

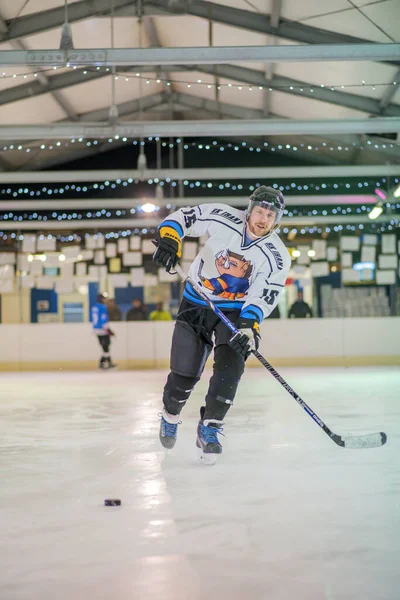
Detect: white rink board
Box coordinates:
(342, 317, 400, 356)
(0, 318, 399, 369)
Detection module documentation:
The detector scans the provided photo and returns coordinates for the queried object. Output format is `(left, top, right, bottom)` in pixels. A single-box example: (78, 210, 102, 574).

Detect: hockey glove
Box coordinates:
(229, 318, 261, 358)
(153, 226, 182, 272)
(105, 327, 115, 337)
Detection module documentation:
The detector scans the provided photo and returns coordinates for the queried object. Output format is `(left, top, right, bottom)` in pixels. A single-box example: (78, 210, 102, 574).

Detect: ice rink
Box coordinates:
(1, 366, 399, 600)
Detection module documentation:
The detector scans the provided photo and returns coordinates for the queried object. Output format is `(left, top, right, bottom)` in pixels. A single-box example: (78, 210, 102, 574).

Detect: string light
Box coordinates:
(1, 66, 399, 94)
(2, 136, 397, 155)
(0, 202, 399, 224)
(0, 177, 397, 201)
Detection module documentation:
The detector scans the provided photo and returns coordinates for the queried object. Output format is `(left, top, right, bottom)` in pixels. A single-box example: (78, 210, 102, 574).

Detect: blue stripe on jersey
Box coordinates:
(240, 303, 264, 323)
(183, 282, 245, 311)
(160, 219, 184, 238)
(240, 309, 260, 323)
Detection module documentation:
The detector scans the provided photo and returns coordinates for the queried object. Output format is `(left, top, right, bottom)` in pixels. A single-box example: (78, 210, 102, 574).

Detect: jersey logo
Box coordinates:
(199, 250, 253, 300)
(210, 208, 242, 225)
(264, 242, 284, 270)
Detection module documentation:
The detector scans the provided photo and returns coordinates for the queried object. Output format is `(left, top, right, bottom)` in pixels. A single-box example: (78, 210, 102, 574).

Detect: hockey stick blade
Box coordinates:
(331, 431, 387, 449)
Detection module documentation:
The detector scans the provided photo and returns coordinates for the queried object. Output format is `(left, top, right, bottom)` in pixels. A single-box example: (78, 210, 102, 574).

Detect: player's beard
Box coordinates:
(247, 221, 271, 239)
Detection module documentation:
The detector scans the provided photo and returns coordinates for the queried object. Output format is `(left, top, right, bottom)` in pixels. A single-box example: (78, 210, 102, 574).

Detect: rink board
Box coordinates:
(0, 318, 399, 370)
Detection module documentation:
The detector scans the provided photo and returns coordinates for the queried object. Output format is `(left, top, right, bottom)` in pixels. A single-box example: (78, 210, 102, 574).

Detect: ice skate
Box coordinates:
(159, 408, 182, 450)
(196, 406, 224, 466)
(99, 357, 117, 370)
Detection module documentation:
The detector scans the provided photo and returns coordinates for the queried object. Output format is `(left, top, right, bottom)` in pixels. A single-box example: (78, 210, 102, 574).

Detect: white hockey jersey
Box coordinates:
(160, 203, 291, 323)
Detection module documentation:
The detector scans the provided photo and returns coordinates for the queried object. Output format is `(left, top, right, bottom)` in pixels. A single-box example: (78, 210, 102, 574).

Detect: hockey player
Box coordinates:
(91, 294, 116, 370)
(153, 186, 291, 464)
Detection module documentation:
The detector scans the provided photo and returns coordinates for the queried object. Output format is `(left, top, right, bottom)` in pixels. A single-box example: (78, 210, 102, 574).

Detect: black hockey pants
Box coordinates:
(97, 334, 111, 353)
(162, 299, 245, 421)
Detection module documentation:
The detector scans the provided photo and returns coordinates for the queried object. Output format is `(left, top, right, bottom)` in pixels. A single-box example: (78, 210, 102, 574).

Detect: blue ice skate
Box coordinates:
(196, 406, 224, 466)
(159, 408, 182, 450)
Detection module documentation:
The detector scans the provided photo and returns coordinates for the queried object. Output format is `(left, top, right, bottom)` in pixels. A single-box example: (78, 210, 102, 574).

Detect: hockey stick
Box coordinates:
(175, 264, 387, 449)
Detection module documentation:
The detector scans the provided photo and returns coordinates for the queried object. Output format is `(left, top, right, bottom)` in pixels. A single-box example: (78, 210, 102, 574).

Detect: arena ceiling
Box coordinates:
(0, 0, 399, 173)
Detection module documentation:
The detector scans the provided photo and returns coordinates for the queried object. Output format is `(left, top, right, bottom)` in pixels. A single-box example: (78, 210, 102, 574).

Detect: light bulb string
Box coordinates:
(2, 137, 399, 156)
(0, 66, 398, 94)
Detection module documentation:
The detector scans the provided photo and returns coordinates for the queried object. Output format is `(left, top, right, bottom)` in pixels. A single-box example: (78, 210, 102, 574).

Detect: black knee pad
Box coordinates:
(170, 320, 212, 378)
(163, 372, 200, 415)
(204, 344, 245, 420)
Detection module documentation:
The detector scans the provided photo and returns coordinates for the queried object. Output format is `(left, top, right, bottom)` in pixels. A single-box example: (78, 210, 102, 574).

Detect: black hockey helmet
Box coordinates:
(247, 186, 285, 226)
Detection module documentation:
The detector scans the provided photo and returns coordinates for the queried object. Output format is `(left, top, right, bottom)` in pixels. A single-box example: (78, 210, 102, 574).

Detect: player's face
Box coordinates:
(247, 205, 277, 237)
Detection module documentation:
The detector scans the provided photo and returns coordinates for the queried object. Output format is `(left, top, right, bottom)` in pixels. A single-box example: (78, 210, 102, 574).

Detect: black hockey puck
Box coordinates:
(104, 499, 121, 506)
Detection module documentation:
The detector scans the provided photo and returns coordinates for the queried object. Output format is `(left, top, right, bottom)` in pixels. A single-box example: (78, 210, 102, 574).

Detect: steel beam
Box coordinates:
(0, 64, 181, 107)
(145, 1, 400, 57)
(0, 0, 165, 42)
(0, 195, 377, 211)
(27, 101, 195, 167)
(174, 92, 262, 120)
(2, 0, 399, 67)
(380, 68, 400, 112)
(81, 92, 168, 121)
(0, 164, 399, 183)
(2, 94, 187, 172)
(0, 154, 13, 170)
(12, 95, 339, 172)
(142, 15, 174, 97)
(1, 45, 400, 68)
(172, 94, 340, 165)
(194, 64, 400, 118)
(264, 0, 281, 117)
(4, 93, 397, 172)
(0, 213, 394, 231)
(16, 128, 397, 173)
(0, 65, 106, 107)
(0, 117, 399, 139)
(2, 62, 400, 120)
(2, 92, 398, 171)
(0, 12, 78, 120)
(0, 92, 172, 160)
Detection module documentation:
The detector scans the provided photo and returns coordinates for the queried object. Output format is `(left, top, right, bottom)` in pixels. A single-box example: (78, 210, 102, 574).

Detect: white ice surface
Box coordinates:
(0, 367, 399, 600)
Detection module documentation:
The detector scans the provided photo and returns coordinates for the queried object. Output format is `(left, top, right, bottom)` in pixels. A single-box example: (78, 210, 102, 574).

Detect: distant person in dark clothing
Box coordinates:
(126, 298, 147, 321)
(288, 290, 313, 318)
(107, 298, 122, 321)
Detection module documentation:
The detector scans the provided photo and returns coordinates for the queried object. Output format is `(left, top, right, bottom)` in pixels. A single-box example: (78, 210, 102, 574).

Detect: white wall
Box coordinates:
(0, 318, 399, 370)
